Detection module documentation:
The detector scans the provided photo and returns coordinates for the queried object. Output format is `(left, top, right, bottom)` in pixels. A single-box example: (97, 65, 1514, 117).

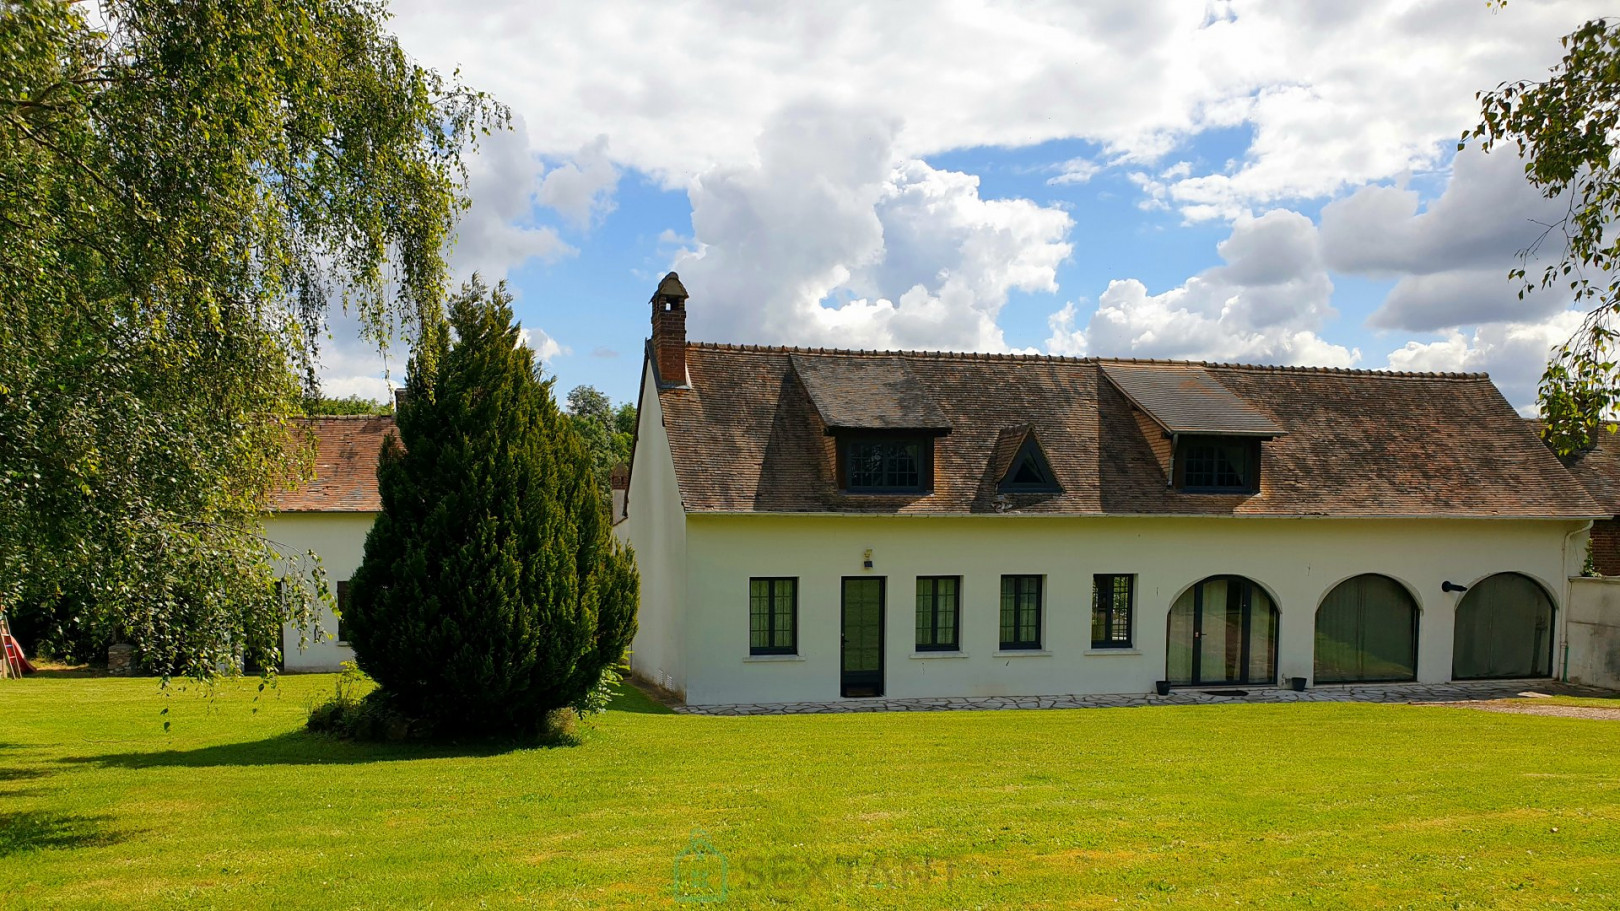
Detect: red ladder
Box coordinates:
(0, 610, 32, 678)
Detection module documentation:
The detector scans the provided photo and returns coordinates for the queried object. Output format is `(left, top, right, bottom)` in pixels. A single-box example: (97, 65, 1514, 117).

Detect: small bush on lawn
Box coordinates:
(340, 280, 639, 738)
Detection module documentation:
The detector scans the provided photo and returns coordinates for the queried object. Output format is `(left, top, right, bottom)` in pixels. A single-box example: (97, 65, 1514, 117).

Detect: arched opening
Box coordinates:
(1453, 573, 1555, 680)
(1314, 574, 1419, 683)
(1166, 575, 1278, 686)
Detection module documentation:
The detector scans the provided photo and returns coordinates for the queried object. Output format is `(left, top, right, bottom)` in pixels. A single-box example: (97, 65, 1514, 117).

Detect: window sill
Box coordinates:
(993, 649, 1051, 658)
(743, 654, 805, 663)
(1083, 648, 1140, 656)
(909, 650, 969, 659)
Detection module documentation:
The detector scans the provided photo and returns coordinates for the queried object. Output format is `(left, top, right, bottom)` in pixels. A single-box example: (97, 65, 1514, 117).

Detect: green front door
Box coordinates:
(841, 577, 885, 698)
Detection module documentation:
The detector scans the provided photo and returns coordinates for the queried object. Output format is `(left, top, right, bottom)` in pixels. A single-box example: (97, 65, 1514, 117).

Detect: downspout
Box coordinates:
(1561, 520, 1593, 682)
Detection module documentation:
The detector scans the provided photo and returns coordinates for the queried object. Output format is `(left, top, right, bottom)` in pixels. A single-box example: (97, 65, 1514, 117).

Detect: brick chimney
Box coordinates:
(651, 271, 689, 387)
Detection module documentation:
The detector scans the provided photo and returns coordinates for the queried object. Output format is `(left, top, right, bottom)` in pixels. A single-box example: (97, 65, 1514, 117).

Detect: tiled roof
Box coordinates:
(1102, 364, 1285, 436)
(271, 415, 395, 512)
(790, 354, 952, 431)
(657, 344, 1602, 518)
(1528, 419, 1620, 515)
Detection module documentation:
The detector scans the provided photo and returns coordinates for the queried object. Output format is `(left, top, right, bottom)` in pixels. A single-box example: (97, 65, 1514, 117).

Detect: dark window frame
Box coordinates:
(999, 574, 1043, 650)
(335, 579, 352, 645)
(1174, 435, 1261, 493)
(749, 577, 799, 655)
(999, 436, 1060, 493)
(1091, 574, 1134, 649)
(915, 575, 962, 652)
(837, 432, 935, 494)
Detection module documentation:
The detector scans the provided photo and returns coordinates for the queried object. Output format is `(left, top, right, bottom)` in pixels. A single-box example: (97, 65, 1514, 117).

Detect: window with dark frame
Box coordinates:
(1177, 436, 1258, 492)
(999, 436, 1060, 493)
(915, 576, 961, 651)
(1091, 574, 1134, 649)
(999, 575, 1042, 650)
(749, 577, 798, 655)
(844, 437, 927, 492)
(335, 580, 351, 644)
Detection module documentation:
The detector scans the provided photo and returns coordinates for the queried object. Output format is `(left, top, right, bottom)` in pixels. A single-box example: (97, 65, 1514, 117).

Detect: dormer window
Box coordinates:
(844, 435, 930, 493)
(999, 432, 1059, 493)
(1175, 436, 1259, 493)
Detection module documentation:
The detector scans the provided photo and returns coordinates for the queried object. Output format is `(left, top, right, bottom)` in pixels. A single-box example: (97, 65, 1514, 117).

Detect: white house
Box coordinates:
(620, 273, 1604, 706)
(265, 414, 394, 672)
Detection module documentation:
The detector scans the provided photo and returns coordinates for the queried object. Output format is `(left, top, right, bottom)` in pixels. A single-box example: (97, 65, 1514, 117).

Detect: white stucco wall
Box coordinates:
(1567, 577, 1620, 689)
(675, 514, 1587, 705)
(262, 512, 376, 672)
(623, 364, 689, 697)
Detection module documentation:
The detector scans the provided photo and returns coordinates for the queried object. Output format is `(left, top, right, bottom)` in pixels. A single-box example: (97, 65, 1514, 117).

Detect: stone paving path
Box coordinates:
(670, 680, 1617, 716)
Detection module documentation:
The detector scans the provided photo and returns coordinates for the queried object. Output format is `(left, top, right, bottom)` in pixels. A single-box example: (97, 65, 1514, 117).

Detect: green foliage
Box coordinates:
(564, 385, 635, 503)
(571, 657, 629, 717)
(0, 0, 504, 677)
(303, 394, 394, 416)
(305, 660, 417, 740)
(1469, 17, 1620, 453)
(345, 280, 640, 736)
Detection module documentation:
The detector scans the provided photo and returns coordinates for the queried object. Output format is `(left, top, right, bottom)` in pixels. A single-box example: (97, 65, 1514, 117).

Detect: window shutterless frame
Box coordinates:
(748, 577, 798, 655)
(335, 579, 352, 645)
(999, 575, 1043, 650)
(1091, 574, 1134, 648)
(836, 431, 935, 494)
(915, 576, 961, 651)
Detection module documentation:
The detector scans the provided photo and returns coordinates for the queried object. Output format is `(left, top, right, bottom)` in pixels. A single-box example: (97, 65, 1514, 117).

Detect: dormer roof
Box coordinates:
(789, 353, 951, 433)
(1101, 363, 1285, 438)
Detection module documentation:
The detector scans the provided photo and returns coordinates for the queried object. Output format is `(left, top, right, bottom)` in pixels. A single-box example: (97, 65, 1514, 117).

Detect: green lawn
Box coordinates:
(2, 676, 1619, 910)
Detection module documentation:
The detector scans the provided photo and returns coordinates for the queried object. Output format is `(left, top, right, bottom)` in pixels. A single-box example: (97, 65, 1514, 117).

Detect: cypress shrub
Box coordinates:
(343, 279, 638, 736)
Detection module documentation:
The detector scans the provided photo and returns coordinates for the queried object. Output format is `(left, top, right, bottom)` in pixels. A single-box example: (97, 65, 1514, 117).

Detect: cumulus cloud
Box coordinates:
(450, 115, 575, 283)
(386, 0, 1604, 219)
(538, 135, 620, 229)
(1318, 146, 1571, 332)
(518, 326, 570, 365)
(673, 103, 1072, 351)
(1047, 209, 1357, 366)
(1385, 311, 1583, 411)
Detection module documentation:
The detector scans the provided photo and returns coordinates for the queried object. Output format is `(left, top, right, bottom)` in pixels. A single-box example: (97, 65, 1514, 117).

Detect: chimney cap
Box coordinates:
(652, 271, 689, 303)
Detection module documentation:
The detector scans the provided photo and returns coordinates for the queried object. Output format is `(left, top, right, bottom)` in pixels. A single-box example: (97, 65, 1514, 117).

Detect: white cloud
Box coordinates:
(388, 0, 1603, 218)
(673, 103, 1072, 351)
(538, 135, 620, 229)
(449, 115, 575, 283)
(518, 326, 570, 365)
(1048, 157, 1101, 186)
(1050, 209, 1358, 366)
(1384, 311, 1583, 412)
(1318, 146, 1572, 332)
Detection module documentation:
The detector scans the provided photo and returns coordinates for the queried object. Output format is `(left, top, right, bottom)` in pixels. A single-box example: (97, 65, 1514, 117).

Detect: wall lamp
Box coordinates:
(1441, 580, 1469, 593)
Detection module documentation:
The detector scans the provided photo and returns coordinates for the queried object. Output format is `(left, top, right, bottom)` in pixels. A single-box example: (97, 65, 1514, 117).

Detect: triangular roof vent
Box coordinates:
(999, 431, 1060, 493)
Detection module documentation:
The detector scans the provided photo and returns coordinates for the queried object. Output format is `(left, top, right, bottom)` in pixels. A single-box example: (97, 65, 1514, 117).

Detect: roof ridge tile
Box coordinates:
(684, 341, 1487, 380)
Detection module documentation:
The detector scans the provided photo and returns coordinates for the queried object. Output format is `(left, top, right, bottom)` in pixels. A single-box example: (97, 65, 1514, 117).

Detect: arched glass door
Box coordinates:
(1453, 573, 1555, 679)
(1166, 576, 1278, 686)
(1315, 574, 1419, 683)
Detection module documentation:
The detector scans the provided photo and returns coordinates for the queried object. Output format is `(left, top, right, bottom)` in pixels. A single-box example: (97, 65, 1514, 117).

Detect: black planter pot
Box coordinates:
(1154, 680, 1172, 696)
(1290, 676, 1308, 692)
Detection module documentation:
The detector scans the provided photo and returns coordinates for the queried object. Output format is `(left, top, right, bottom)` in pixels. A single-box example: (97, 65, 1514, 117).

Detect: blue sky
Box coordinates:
(319, 1, 1609, 413)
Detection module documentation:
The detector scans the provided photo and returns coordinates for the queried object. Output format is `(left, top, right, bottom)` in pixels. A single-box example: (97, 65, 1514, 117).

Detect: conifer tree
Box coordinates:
(345, 279, 638, 735)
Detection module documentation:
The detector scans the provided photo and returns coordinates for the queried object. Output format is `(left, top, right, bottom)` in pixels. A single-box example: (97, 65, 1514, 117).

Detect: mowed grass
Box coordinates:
(2, 677, 1619, 910)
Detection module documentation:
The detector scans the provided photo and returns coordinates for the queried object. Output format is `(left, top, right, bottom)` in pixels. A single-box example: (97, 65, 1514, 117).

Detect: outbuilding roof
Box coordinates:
(655, 344, 1602, 519)
(271, 415, 395, 513)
